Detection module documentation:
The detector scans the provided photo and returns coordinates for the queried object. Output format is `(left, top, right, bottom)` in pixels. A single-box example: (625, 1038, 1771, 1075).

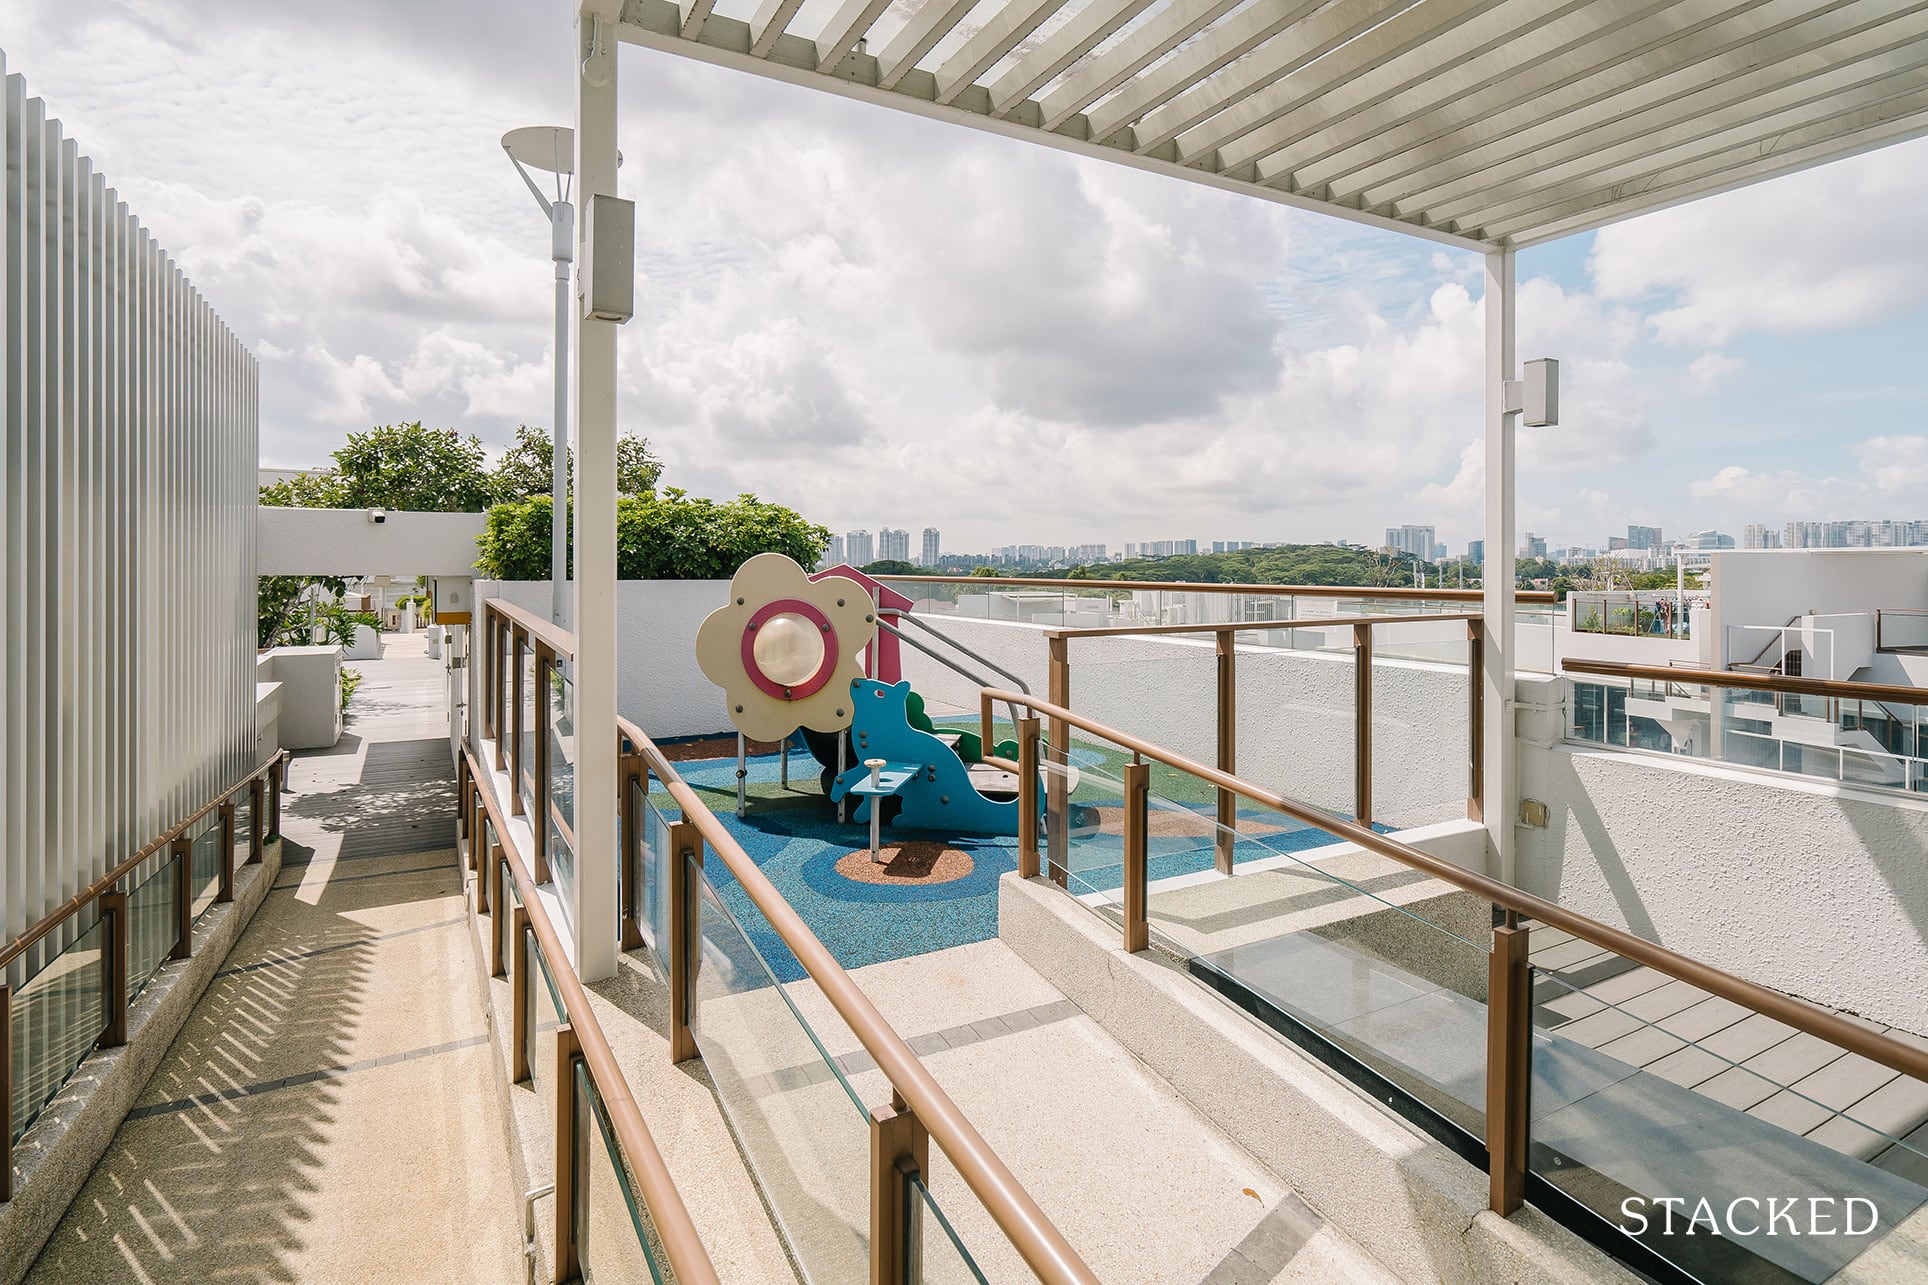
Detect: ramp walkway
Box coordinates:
(26, 636, 523, 1284)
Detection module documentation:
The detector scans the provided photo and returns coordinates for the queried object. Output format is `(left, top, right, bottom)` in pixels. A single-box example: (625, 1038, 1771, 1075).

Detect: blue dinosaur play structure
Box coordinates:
(826, 679, 1021, 834)
(699, 556, 1052, 852)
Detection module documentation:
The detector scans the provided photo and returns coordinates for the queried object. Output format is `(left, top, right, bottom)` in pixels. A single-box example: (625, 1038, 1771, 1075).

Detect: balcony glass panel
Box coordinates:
(1568, 679, 1928, 796)
(573, 1060, 665, 1284)
(126, 856, 179, 998)
(908, 1173, 990, 1285)
(189, 817, 222, 919)
(1147, 806, 1491, 1150)
(690, 857, 868, 1282)
(9, 909, 107, 1145)
(526, 930, 565, 1134)
(1528, 957, 1928, 1282)
(519, 643, 537, 816)
(640, 793, 672, 981)
(547, 663, 575, 904)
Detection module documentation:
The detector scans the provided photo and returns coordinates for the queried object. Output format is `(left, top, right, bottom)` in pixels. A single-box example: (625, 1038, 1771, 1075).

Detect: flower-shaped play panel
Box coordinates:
(696, 553, 877, 743)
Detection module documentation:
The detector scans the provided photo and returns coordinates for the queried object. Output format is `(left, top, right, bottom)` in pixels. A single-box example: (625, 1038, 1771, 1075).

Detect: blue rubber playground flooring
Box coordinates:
(645, 733, 1382, 984)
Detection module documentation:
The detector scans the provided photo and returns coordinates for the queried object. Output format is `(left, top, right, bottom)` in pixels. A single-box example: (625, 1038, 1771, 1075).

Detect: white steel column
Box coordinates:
(1482, 247, 1517, 885)
(573, 4, 621, 982)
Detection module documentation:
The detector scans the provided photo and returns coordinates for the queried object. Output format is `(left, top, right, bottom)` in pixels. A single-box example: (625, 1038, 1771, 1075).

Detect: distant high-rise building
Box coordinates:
(1688, 529, 1735, 550)
(1434, 543, 1448, 562)
(879, 527, 910, 561)
(1627, 525, 1662, 550)
(1070, 544, 1107, 563)
(1467, 539, 1485, 566)
(1521, 533, 1547, 559)
(845, 529, 874, 566)
(1742, 523, 1783, 549)
(921, 527, 940, 566)
(1384, 525, 1436, 560)
(826, 534, 846, 566)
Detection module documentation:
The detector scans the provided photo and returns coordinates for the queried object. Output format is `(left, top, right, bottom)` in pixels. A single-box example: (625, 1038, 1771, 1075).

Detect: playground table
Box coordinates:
(848, 763, 921, 862)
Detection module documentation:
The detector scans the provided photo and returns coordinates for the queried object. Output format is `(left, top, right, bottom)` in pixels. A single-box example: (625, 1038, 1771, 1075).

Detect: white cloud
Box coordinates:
(1687, 352, 1743, 391)
(1855, 435, 1928, 495)
(1589, 138, 1928, 346)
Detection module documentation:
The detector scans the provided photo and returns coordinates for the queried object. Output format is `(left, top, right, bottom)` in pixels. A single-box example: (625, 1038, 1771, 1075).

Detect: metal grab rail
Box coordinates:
(618, 716, 1101, 1285)
(879, 572, 1558, 604)
(979, 688, 1928, 1172)
(0, 752, 286, 971)
(1, 749, 287, 1202)
(463, 748, 719, 1285)
(1031, 615, 1486, 866)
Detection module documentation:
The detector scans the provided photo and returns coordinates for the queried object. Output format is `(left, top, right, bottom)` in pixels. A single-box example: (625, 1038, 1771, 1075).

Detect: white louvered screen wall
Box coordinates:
(2, 51, 259, 950)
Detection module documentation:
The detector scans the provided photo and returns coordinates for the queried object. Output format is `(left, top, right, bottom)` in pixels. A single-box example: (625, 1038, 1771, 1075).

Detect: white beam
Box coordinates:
(614, 10, 1492, 252)
(1478, 84, 1928, 243)
(1434, 39, 1928, 233)
(985, 0, 1159, 116)
(876, 0, 979, 92)
(935, 0, 1071, 106)
(1034, 0, 1244, 132)
(573, 12, 620, 983)
(1482, 247, 1515, 887)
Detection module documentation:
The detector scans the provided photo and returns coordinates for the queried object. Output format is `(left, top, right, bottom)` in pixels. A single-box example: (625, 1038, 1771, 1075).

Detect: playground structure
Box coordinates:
(696, 554, 1045, 858)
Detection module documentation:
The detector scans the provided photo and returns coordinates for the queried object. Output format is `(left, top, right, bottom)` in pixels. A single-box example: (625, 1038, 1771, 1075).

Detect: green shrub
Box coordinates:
(477, 490, 828, 581)
(340, 667, 363, 714)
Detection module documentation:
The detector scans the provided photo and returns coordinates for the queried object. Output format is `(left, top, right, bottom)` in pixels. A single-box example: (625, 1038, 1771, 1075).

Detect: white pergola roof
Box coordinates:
(612, 0, 1928, 250)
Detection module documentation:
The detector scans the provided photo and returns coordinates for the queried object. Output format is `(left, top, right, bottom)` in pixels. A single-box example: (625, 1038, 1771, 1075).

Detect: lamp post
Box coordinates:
(502, 126, 575, 630)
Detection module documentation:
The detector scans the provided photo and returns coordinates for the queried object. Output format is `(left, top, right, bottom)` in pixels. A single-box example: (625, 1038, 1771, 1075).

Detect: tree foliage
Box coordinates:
(1046, 546, 1429, 588)
(859, 559, 920, 576)
(261, 422, 493, 513)
(488, 423, 663, 504)
(477, 490, 829, 580)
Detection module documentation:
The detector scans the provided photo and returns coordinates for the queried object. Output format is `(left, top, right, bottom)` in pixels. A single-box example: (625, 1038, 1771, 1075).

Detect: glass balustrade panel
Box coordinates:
(9, 909, 107, 1145)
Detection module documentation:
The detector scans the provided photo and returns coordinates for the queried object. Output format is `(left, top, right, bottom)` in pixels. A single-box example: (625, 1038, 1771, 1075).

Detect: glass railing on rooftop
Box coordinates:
(2, 755, 283, 1203)
(1564, 660, 1928, 797)
(979, 685, 1928, 1283)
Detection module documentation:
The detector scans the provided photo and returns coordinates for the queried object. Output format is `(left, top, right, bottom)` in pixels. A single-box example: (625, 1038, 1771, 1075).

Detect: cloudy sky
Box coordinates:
(9, 0, 1927, 556)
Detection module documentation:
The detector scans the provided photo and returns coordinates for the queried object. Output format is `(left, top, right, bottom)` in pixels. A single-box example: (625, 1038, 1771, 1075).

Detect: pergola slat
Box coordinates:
(1393, 4, 1928, 222)
(936, 0, 1074, 105)
(1081, 0, 1344, 147)
(986, 0, 1160, 115)
(614, 0, 1928, 248)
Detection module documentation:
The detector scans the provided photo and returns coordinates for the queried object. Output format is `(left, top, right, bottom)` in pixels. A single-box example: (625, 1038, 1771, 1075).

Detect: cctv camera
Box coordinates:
(369, 508, 387, 524)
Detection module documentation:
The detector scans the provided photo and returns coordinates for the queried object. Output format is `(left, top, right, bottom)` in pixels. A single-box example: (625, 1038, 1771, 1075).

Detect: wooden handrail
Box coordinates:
(484, 596, 576, 661)
(877, 573, 1557, 604)
(1043, 611, 1484, 641)
(617, 717, 1100, 1285)
(466, 749, 720, 1285)
(1563, 658, 1926, 707)
(1, 752, 287, 970)
(979, 688, 1928, 1086)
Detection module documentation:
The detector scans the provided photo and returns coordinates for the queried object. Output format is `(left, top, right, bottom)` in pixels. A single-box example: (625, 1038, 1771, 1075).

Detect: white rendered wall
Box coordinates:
(256, 506, 487, 579)
(2, 56, 258, 951)
(256, 648, 343, 751)
(1712, 549, 1928, 668)
(478, 580, 735, 740)
(1517, 733, 1928, 1035)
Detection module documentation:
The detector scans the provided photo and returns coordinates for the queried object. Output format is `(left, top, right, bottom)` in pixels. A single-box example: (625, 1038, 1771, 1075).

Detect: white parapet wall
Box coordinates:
(257, 647, 344, 751)
(894, 614, 1477, 831)
(257, 506, 489, 579)
(478, 580, 735, 739)
(1516, 674, 1928, 1035)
